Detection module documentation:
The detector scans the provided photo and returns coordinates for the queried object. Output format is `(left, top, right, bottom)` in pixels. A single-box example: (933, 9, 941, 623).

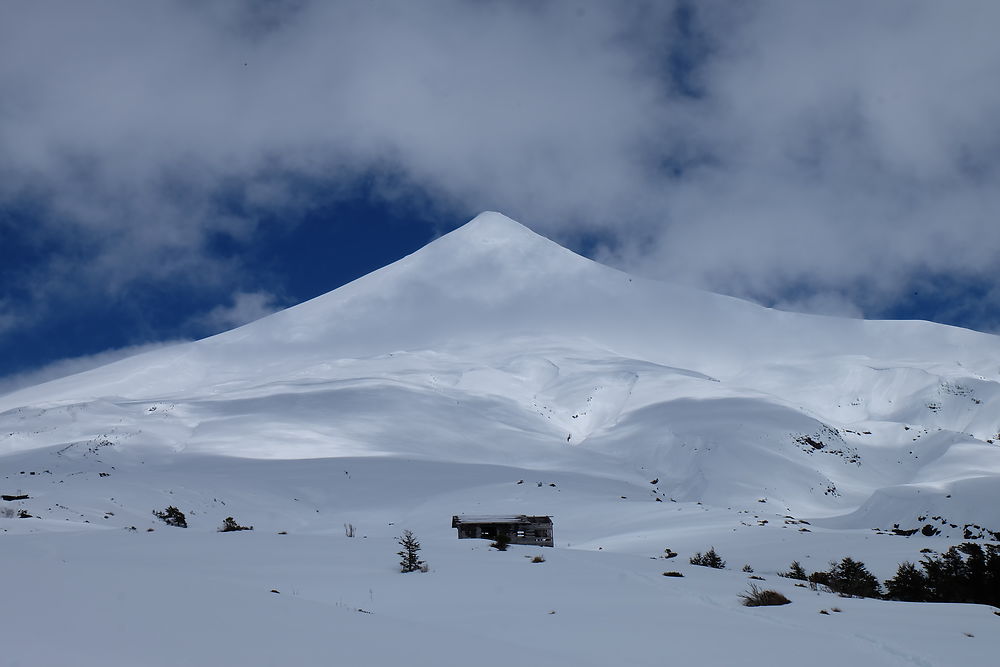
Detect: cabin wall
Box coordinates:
(454, 521, 553, 547)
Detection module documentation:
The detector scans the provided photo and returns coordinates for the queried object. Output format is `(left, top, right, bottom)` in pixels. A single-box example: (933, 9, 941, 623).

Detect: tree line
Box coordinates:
(779, 542, 1000, 606)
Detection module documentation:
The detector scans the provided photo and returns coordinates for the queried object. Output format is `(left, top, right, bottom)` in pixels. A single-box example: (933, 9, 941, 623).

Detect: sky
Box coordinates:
(2, 0, 999, 392)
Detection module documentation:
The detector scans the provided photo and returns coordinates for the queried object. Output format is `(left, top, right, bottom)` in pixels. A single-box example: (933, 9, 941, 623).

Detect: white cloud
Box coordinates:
(0, 342, 183, 397)
(0, 1, 678, 310)
(196, 291, 283, 334)
(596, 2, 1000, 324)
(772, 293, 864, 320)
(1, 1, 999, 329)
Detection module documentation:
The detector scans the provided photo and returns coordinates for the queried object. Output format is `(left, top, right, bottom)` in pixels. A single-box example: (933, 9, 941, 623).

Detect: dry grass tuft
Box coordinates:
(740, 584, 791, 607)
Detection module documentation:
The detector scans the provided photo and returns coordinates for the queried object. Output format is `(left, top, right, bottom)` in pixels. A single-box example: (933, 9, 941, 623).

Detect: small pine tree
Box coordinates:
(827, 557, 881, 598)
(153, 506, 187, 528)
(491, 533, 510, 551)
(690, 547, 726, 569)
(218, 516, 253, 532)
(779, 560, 809, 581)
(808, 570, 830, 587)
(397, 529, 425, 573)
(885, 561, 928, 601)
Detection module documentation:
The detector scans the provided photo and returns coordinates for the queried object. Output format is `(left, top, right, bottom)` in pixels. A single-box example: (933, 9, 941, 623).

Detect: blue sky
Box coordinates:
(2, 1, 999, 391)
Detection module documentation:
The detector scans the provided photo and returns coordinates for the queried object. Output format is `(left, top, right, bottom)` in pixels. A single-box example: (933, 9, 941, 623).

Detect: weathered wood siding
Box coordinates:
(452, 515, 554, 547)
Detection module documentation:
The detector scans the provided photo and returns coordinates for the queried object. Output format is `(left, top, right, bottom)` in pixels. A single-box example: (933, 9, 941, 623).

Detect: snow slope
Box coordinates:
(2, 212, 999, 665)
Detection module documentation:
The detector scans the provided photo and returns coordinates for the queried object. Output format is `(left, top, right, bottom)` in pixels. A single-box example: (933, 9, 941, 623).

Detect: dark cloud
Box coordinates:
(1, 0, 999, 339)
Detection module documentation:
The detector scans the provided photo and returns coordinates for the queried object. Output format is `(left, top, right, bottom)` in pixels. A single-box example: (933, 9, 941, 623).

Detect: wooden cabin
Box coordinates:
(451, 515, 553, 547)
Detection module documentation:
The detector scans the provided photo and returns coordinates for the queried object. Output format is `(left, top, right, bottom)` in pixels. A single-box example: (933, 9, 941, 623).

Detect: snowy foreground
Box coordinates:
(2, 213, 999, 665)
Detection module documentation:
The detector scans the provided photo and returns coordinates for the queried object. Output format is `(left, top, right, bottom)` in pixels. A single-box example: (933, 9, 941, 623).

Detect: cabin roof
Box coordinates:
(452, 514, 551, 525)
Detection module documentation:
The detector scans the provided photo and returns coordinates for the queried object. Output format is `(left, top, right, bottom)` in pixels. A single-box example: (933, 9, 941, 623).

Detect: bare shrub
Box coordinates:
(739, 584, 791, 607)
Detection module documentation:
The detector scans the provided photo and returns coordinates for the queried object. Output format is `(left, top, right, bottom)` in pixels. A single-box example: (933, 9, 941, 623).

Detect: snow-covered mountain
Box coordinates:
(5, 211, 999, 530)
(2, 212, 999, 666)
